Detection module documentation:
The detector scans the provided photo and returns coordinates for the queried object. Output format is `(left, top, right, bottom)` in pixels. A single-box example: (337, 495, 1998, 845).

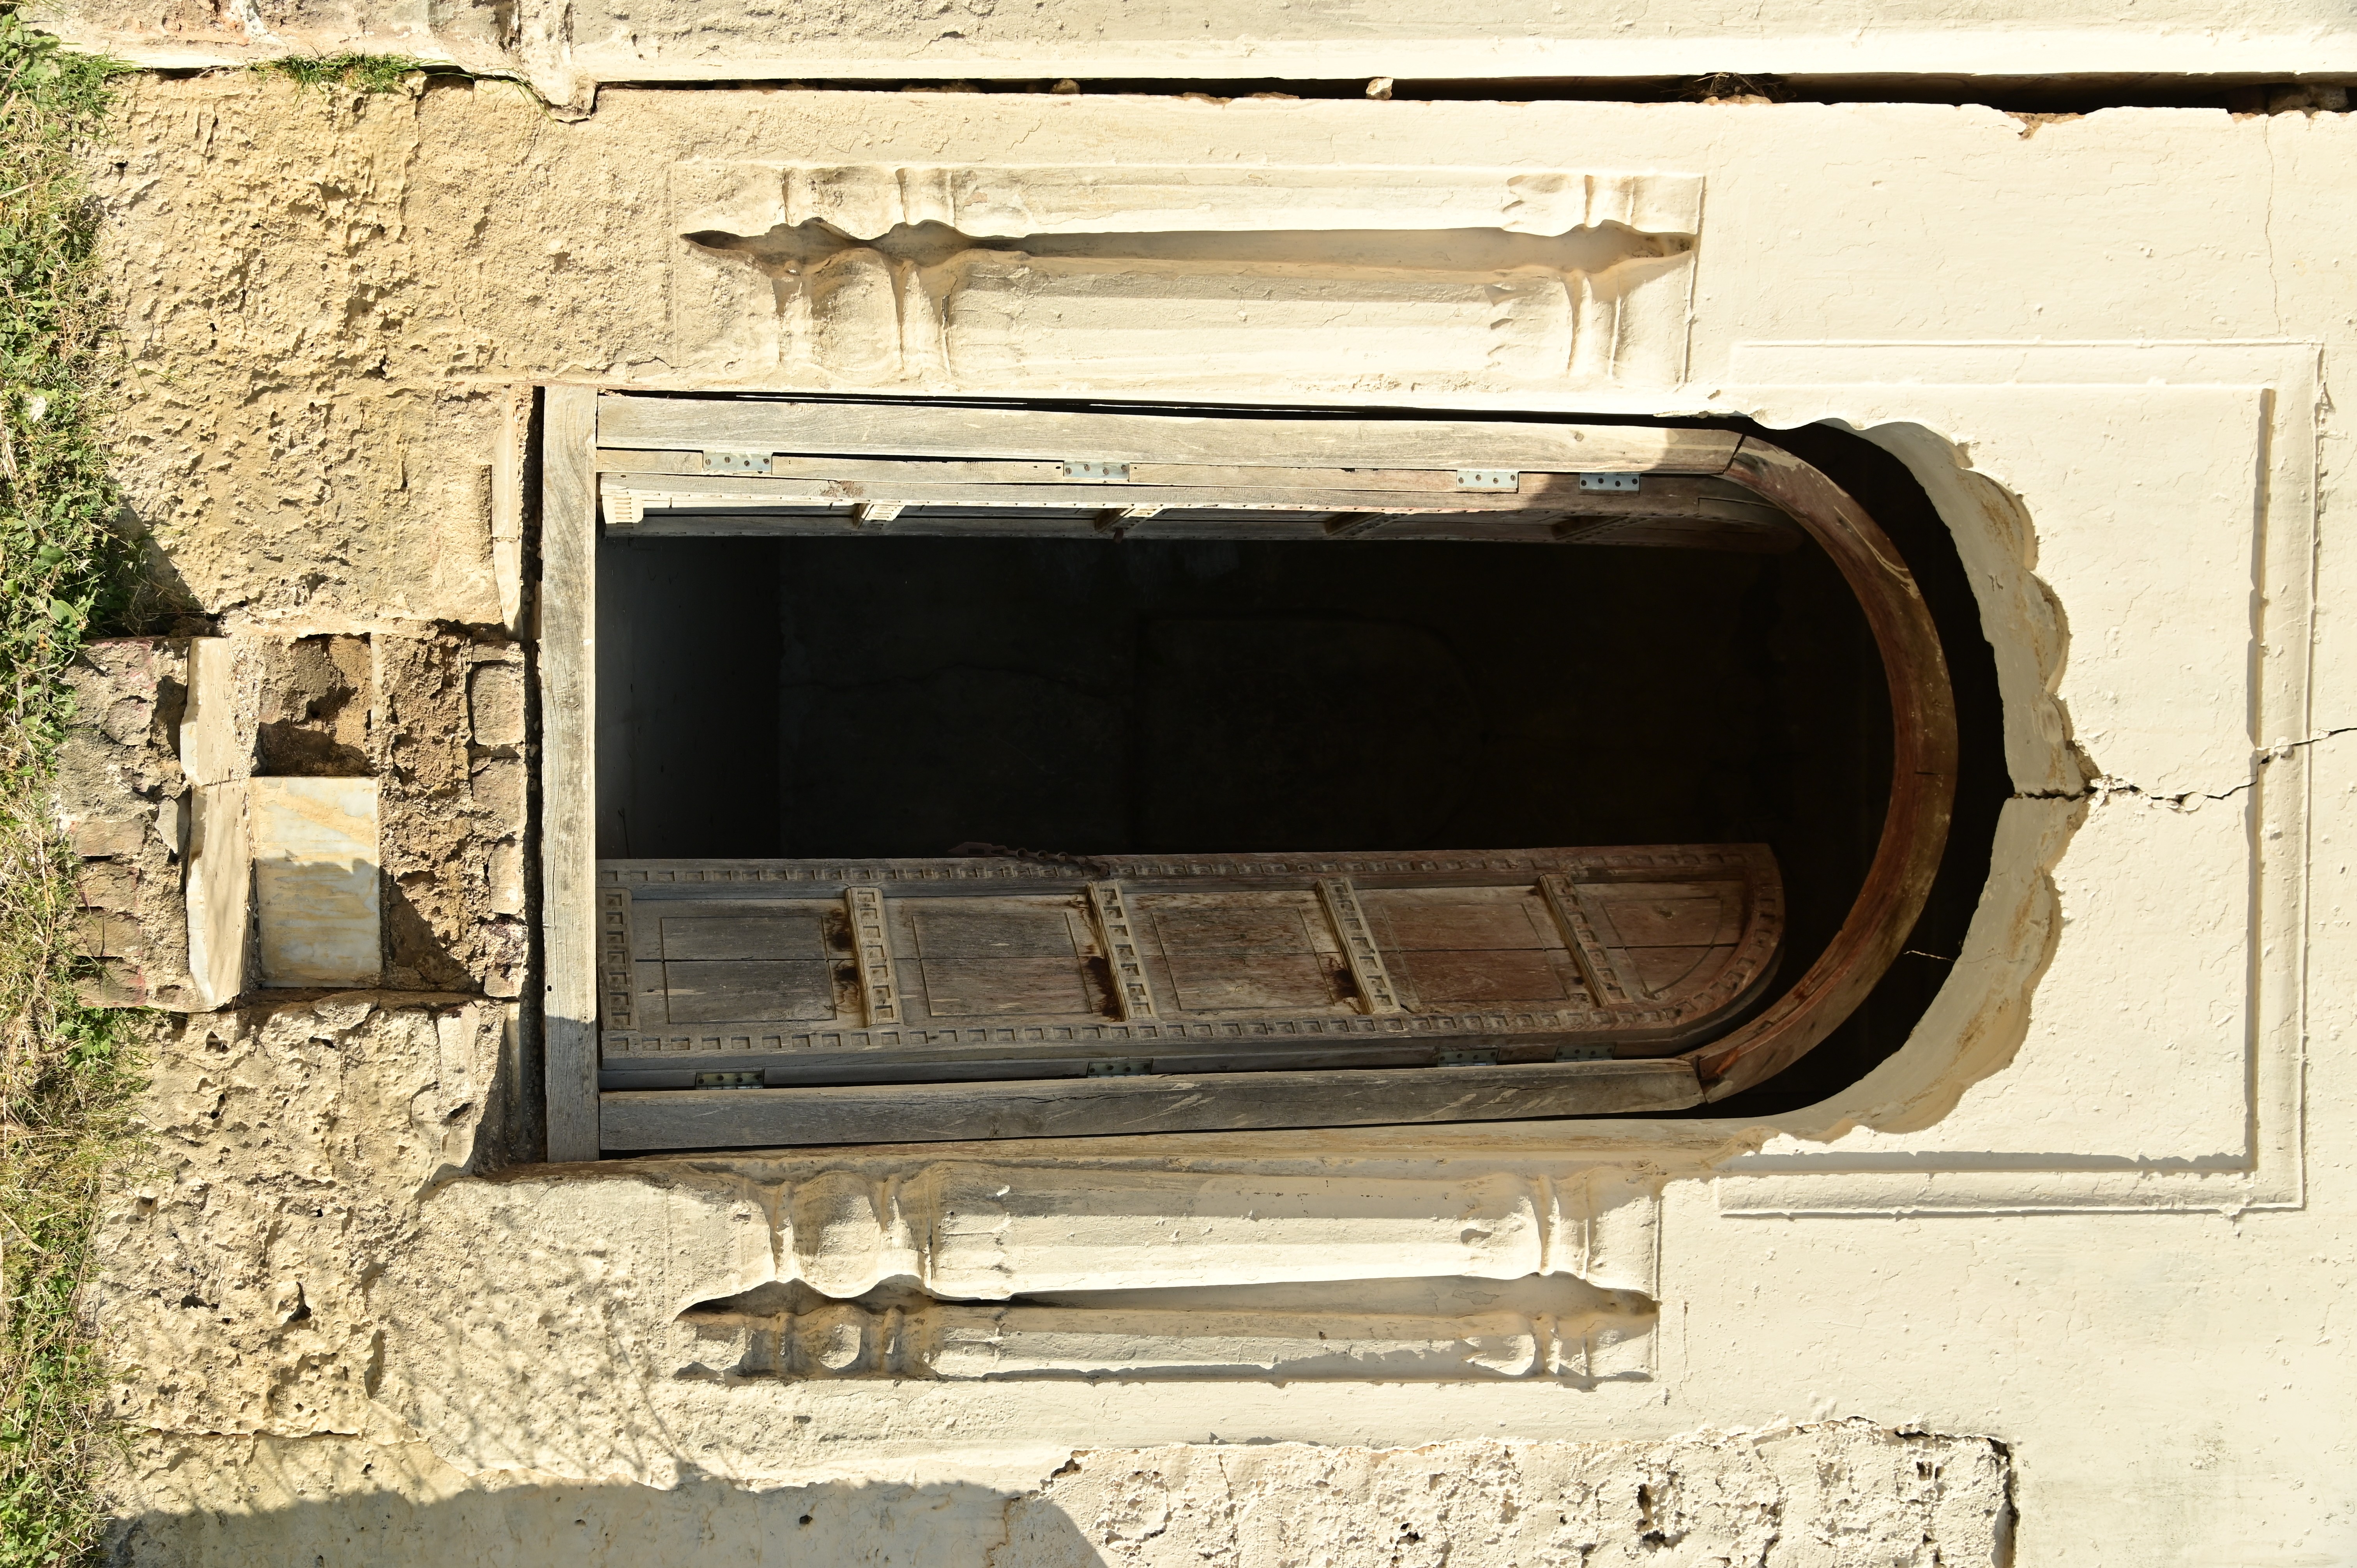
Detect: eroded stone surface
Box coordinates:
(103, 1423, 2008, 1566)
(92, 998, 516, 1439)
(1001, 1427, 2010, 1567)
(372, 1169, 774, 1481)
(375, 634, 528, 996)
(58, 638, 196, 1008)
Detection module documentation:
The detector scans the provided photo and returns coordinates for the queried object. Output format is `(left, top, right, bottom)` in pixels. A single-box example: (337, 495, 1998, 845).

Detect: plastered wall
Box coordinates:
(77, 69, 2356, 1567)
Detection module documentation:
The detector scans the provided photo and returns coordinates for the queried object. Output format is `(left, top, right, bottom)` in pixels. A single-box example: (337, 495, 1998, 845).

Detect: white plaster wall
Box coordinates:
(83, 78, 2357, 1567)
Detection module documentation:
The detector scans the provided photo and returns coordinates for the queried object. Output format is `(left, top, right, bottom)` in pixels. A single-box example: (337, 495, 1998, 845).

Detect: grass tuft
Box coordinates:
(251, 52, 438, 95)
(0, 6, 150, 1564)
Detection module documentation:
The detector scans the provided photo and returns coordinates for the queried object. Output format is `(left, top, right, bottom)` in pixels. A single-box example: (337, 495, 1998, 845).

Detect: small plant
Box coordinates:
(251, 52, 438, 95)
(0, 5, 150, 1564)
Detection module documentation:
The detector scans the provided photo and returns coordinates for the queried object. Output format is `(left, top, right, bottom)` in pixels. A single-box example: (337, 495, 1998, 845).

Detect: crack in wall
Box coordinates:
(2010, 725, 2354, 810)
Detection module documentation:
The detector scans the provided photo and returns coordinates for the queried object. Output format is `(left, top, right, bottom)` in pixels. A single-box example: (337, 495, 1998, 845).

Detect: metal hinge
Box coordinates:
(694, 1070, 765, 1089)
(1062, 460, 1132, 481)
(1555, 1045, 1616, 1063)
(1578, 473, 1641, 493)
(601, 486, 645, 528)
(704, 450, 772, 474)
(1454, 468, 1521, 491)
(1095, 503, 1163, 535)
(1436, 1048, 1500, 1067)
(1085, 1057, 1152, 1077)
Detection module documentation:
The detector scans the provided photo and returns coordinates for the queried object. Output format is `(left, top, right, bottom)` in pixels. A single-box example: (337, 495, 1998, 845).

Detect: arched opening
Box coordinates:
(560, 397, 2000, 1146)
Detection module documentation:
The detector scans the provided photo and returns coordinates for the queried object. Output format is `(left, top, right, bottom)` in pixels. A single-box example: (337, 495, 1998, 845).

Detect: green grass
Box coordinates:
(251, 52, 439, 94)
(0, 7, 149, 1564)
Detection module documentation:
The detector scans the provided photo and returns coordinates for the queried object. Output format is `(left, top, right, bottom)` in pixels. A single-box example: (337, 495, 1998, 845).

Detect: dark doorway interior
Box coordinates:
(597, 529, 1892, 1062)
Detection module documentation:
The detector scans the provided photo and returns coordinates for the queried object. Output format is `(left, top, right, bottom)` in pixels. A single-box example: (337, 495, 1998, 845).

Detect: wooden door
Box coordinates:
(596, 845, 1780, 1090)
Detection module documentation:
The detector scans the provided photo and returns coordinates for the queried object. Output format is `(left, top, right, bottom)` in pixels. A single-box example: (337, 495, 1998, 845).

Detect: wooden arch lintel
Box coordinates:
(1680, 435, 1959, 1100)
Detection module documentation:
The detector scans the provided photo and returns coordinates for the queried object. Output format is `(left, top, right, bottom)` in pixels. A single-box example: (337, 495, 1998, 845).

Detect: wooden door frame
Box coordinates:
(538, 387, 1956, 1160)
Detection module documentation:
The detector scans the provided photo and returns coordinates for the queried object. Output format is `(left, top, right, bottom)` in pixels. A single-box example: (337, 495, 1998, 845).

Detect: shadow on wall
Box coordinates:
(111, 1475, 1102, 1568)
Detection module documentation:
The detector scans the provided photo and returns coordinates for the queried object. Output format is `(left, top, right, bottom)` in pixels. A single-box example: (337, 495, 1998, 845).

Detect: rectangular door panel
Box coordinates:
(913, 956, 1101, 1019)
(664, 959, 840, 1024)
(1396, 948, 1574, 1006)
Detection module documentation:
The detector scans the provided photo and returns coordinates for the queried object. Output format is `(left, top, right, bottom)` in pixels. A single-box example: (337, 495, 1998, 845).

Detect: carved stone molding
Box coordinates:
(676, 1272, 1650, 1382)
(661, 1164, 1663, 1383)
(675, 162, 1704, 242)
(382, 1163, 1665, 1481)
(668, 162, 1703, 393)
(769, 1164, 1653, 1296)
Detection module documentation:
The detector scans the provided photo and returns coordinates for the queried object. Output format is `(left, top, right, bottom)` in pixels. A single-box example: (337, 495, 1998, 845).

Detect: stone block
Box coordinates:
(468, 755, 525, 828)
(60, 638, 196, 1008)
(377, 632, 519, 993)
(67, 638, 182, 752)
(178, 636, 249, 787)
(255, 636, 371, 777)
(486, 838, 525, 916)
(78, 908, 150, 961)
(467, 660, 525, 748)
(72, 859, 143, 915)
(79, 959, 154, 1008)
(70, 814, 154, 860)
(250, 778, 380, 988)
(184, 781, 251, 1009)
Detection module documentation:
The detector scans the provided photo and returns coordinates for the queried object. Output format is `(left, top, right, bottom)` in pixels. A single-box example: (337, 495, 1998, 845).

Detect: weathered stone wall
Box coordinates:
(92, 998, 518, 1440)
(372, 633, 528, 995)
(88, 993, 2008, 1564)
(65, 630, 527, 1003)
(109, 1425, 2009, 1566)
(60, 639, 194, 1008)
(48, 55, 2357, 1568)
(1002, 1430, 2011, 1566)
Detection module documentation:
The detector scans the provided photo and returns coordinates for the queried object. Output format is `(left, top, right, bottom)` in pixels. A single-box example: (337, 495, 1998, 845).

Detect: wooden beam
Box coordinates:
(603, 472, 1560, 515)
(595, 395, 1741, 474)
(597, 449, 1608, 494)
(595, 470, 1777, 525)
(539, 384, 602, 1164)
(598, 1058, 1703, 1150)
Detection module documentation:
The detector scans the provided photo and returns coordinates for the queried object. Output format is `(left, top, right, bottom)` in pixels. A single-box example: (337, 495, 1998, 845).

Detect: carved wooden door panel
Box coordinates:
(596, 846, 1781, 1090)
